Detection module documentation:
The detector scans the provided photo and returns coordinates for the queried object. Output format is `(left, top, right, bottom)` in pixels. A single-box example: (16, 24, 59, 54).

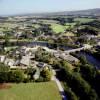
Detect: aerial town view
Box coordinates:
(0, 0, 100, 100)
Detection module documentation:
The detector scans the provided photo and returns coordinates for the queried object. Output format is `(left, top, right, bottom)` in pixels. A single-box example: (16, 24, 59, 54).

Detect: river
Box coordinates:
(78, 51, 100, 69)
(9, 41, 73, 50)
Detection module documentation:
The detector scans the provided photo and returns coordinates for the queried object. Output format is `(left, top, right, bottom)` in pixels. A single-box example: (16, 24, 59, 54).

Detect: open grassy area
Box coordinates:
(32, 24, 40, 28)
(0, 82, 61, 100)
(50, 23, 76, 33)
(63, 32, 75, 36)
(51, 23, 66, 33)
(39, 19, 59, 24)
(74, 18, 95, 23)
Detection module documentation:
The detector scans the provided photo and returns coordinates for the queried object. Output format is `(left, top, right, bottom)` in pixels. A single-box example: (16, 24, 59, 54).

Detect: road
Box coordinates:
(64, 44, 93, 54)
(52, 76, 67, 100)
(52, 70, 67, 100)
(43, 44, 93, 54)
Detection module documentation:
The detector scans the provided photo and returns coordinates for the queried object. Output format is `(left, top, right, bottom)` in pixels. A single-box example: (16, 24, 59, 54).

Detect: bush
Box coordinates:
(64, 83, 79, 100)
(79, 56, 88, 64)
(59, 60, 98, 100)
(0, 63, 10, 72)
(40, 69, 52, 82)
(8, 70, 25, 83)
(23, 77, 30, 83)
(35, 76, 44, 82)
(80, 64, 97, 82)
(0, 72, 9, 83)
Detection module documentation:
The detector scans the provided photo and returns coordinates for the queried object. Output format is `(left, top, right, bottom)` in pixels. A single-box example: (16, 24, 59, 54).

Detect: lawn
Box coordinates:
(0, 82, 61, 100)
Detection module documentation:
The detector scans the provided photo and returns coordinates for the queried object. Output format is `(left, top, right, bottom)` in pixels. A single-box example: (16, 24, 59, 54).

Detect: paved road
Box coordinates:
(52, 76, 67, 100)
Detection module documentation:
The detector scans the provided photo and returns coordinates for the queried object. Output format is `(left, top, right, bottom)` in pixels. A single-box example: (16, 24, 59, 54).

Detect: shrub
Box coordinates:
(0, 72, 9, 83)
(0, 63, 10, 72)
(8, 70, 25, 83)
(40, 69, 52, 82)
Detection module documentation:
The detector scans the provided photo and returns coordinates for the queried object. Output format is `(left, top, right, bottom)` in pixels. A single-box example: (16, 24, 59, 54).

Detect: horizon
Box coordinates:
(0, 0, 100, 16)
(1, 8, 100, 17)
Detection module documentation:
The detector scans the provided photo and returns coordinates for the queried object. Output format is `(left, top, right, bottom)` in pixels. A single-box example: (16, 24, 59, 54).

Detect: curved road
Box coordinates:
(52, 70, 67, 100)
(53, 76, 67, 100)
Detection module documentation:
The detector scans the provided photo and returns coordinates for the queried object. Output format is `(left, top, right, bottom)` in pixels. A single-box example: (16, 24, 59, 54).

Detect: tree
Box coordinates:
(40, 68, 52, 81)
(0, 72, 9, 83)
(8, 70, 25, 83)
(25, 68, 36, 80)
(87, 89, 98, 100)
(4, 33, 10, 47)
(67, 18, 74, 23)
(80, 64, 96, 82)
(79, 56, 88, 64)
(0, 63, 9, 72)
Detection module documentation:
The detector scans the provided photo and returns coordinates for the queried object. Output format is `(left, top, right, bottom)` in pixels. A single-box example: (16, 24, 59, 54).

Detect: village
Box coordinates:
(0, 5, 100, 100)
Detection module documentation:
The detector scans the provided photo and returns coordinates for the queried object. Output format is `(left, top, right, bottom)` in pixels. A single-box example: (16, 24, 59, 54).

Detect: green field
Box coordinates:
(50, 23, 76, 33)
(32, 24, 40, 28)
(0, 82, 61, 100)
(51, 23, 66, 33)
(74, 18, 95, 23)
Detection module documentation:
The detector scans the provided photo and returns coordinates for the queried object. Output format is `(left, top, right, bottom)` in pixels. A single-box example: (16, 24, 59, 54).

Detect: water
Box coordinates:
(15, 41, 73, 50)
(78, 51, 100, 69)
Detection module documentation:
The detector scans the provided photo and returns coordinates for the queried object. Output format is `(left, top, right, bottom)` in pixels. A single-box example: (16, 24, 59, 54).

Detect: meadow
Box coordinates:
(0, 82, 61, 100)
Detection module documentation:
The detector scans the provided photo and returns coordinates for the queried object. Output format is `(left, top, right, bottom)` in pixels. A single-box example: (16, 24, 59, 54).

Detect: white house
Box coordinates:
(20, 56, 30, 66)
(0, 55, 6, 63)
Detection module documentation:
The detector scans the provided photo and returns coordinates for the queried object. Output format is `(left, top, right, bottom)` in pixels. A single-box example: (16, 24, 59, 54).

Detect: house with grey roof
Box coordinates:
(60, 54, 79, 63)
(20, 56, 30, 67)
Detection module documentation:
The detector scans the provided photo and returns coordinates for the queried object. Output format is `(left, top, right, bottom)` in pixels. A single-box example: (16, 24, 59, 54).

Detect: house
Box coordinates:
(37, 62, 48, 68)
(8, 59, 15, 67)
(60, 54, 79, 63)
(14, 31, 23, 38)
(54, 52, 60, 58)
(0, 55, 6, 63)
(0, 32, 5, 36)
(97, 42, 100, 46)
(33, 68, 40, 80)
(4, 58, 15, 67)
(20, 56, 30, 67)
(14, 60, 20, 66)
(4, 58, 9, 65)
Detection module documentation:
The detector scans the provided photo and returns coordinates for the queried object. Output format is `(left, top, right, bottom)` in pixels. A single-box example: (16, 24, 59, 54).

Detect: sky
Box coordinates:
(0, 0, 100, 15)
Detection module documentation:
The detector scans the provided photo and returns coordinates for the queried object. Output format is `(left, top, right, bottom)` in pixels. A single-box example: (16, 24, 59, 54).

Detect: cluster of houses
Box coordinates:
(0, 45, 80, 72)
(54, 51, 79, 64)
(0, 46, 51, 70)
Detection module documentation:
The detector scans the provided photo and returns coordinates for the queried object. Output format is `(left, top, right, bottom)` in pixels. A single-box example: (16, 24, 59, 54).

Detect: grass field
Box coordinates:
(74, 18, 95, 23)
(51, 23, 66, 33)
(0, 82, 61, 100)
(32, 24, 40, 28)
(50, 23, 76, 33)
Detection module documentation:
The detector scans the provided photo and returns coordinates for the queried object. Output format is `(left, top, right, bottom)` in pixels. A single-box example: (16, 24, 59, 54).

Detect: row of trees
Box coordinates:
(0, 70, 24, 83)
(77, 55, 100, 98)
(53, 59, 98, 100)
(0, 62, 52, 83)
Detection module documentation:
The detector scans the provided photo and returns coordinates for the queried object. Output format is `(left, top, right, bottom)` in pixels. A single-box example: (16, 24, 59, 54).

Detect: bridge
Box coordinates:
(42, 44, 93, 54)
(64, 44, 93, 54)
